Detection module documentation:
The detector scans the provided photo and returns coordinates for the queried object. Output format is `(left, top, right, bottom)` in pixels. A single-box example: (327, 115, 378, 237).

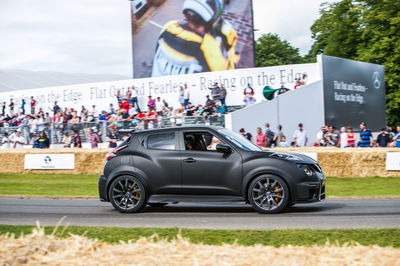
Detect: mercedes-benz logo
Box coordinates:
(44, 156, 52, 165)
(372, 72, 381, 89)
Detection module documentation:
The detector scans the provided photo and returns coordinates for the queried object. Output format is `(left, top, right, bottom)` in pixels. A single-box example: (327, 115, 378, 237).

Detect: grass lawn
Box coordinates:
(327, 177, 400, 197)
(0, 173, 98, 196)
(0, 225, 399, 247)
(0, 173, 399, 197)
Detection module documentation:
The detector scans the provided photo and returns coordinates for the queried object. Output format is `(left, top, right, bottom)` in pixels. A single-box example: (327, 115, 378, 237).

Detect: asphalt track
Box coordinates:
(0, 198, 399, 229)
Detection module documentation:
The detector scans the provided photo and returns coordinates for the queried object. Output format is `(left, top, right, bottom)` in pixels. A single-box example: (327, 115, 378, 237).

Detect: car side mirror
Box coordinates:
(216, 143, 232, 154)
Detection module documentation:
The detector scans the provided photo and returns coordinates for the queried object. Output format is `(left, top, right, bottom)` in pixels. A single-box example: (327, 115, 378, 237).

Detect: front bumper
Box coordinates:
(295, 170, 326, 203)
(98, 175, 108, 202)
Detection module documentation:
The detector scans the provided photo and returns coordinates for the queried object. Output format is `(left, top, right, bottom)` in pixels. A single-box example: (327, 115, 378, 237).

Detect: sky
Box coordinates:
(0, 0, 335, 77)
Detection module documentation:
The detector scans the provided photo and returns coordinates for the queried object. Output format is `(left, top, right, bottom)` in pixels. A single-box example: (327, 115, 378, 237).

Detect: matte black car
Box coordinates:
(98, 126, 325, 214)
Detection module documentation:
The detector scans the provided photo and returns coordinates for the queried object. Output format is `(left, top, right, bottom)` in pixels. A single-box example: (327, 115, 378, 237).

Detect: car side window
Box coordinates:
(147, 133, 175, 150)
(183, 132, 224, 152)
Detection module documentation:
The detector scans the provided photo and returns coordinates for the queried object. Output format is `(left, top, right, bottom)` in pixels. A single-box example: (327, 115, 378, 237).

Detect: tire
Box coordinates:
(148, 203, 168, 207)
(247, 174, 289, 214)
(108, 175, 147, 213)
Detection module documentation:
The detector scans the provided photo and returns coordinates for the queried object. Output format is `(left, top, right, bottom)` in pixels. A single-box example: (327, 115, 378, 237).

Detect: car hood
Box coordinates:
(255, 150, 317, 164)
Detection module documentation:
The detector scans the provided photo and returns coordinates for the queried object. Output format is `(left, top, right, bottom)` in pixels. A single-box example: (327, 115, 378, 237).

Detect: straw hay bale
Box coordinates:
(0, 228, 399, 266)
(1, 147, 400, 177)
(0, 149, 110, 175)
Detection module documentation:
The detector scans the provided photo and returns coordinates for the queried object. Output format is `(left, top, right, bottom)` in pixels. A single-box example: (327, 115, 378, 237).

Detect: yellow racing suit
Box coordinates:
(151, 20, 238, 77)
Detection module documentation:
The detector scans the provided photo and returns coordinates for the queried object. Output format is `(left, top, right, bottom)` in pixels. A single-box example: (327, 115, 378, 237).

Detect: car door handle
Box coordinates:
(183, 158, 196, 163)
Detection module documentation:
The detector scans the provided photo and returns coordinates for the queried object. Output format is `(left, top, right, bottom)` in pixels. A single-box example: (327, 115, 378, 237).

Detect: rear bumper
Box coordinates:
(98, 175, 108, 202)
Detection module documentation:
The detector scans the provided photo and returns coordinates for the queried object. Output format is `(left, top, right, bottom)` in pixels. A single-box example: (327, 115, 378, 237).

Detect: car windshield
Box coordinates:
(217, 128, 262, 151)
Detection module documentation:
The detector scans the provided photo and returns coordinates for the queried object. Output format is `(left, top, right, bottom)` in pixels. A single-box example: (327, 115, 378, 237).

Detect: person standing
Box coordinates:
(292, 123, 308, 147)
(132, 86, 140, 110)
(107, 128, 119, 148)
(126, 87, 133, 106)
(89, 128, 100, 148)
(30, 96, 37, 114)
(178, 86, 185, 108)
(20, 99, 26, 114)
(392, 125, 400, 148)
(376, 128, 391, 147)
(62, 132, 72, 148)
(184, 84, 190, 108)
(9, 99, 14, 116)
(264, 123, 275, 147)
(358, 122, 373, 147)
(37, 131, 50, 149)
(52, 101, 60, 115)
(147, 96, 156, 112)
(347, 126, 356, 147)
(1, 102, 5, 116)
(209, 83, 221, 102)
(316, 126, 327, 146)
(273, 125, 285, 146)
(339, 127, 348, 148)
(1, 132, 11, 149)
(239, 128, 253, 142)
(220, 85, 227, 108)
(255, 127, 267, 147)
(12, 129, 25, 148)
(71, 130, 82, 148)
(328, 126, 340, 146)
(155, 97, 163, 115)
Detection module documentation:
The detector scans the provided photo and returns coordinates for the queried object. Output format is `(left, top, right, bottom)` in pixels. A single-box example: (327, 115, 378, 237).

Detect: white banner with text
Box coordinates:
(24, 154, 75, 170)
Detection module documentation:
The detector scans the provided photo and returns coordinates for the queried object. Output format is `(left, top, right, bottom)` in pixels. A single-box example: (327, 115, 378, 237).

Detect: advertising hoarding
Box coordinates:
(0, 63, 320, 114)
(321, 55, 386, 131)
(131, 0, 255, 78)
(24, 154, 75, 170)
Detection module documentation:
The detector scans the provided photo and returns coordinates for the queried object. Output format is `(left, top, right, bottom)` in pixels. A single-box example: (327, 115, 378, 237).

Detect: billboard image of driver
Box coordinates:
(151, 0, 239, 77)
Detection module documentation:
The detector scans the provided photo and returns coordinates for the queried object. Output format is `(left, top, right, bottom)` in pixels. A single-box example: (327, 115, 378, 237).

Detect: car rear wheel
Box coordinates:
(248, 174, 289, 214)
(109, 175, 146, 213)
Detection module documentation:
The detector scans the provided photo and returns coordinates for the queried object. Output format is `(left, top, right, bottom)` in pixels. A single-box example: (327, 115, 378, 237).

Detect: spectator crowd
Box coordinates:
(239, 122, 400, 148)
(1, 79, 398, 150)
(0, 82, 233, 149)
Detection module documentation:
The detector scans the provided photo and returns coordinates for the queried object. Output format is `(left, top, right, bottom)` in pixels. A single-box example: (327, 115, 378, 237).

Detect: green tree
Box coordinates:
(308, 0, 400, 126)
(255, 33, 308, 67)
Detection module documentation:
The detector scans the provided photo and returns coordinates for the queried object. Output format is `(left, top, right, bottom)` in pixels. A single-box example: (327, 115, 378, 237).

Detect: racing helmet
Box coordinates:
(182, 0, 224, 26)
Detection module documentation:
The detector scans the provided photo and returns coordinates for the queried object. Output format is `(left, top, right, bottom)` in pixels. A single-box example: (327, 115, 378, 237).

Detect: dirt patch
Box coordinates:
(1, 228, 399, 265)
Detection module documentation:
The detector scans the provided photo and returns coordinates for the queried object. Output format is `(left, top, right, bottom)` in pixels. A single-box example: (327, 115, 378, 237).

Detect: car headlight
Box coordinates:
(303, 165, 314, 176)
(269, 152, 304, 161)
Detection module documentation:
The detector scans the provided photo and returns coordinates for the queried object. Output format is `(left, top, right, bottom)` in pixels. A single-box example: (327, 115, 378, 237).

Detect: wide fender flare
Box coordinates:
(241, 166, 296, 200)
(105, 165, 151, 200)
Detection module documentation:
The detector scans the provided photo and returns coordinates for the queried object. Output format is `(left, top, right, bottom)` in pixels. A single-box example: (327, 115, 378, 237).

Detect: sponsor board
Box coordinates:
(24, 154, 75, 170)
(0, 63, 320, 114)
(131, 0, 256, 78)
(321, 55, 386, 131)
(386, 152, 400, 171)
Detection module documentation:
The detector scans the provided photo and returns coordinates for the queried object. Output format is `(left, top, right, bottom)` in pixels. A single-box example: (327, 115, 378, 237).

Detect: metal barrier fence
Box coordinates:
(0, 115, 225, 145)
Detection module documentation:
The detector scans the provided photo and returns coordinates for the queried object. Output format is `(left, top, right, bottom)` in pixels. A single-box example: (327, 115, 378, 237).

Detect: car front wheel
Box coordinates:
(109, 175, 147, 213)
(248, 174, 289, 214)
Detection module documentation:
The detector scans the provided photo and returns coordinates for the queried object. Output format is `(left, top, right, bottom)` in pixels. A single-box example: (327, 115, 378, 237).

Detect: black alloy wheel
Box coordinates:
(248, 174, 289, 214)
(109, 175, 146, 213)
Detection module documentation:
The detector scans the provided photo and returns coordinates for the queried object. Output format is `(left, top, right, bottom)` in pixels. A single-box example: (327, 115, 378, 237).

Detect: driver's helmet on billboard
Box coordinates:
(151, 0, 238, 77)
(182, 0, 224, 29)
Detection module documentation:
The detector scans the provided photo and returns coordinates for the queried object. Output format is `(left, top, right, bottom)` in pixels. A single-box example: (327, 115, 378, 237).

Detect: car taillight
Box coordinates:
(105, 145, 127, 161)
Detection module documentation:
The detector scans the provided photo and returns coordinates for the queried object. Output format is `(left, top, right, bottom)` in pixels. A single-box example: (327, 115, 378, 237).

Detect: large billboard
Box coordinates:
(131, 0, 255, 78)
(321, 55, 386, 131)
